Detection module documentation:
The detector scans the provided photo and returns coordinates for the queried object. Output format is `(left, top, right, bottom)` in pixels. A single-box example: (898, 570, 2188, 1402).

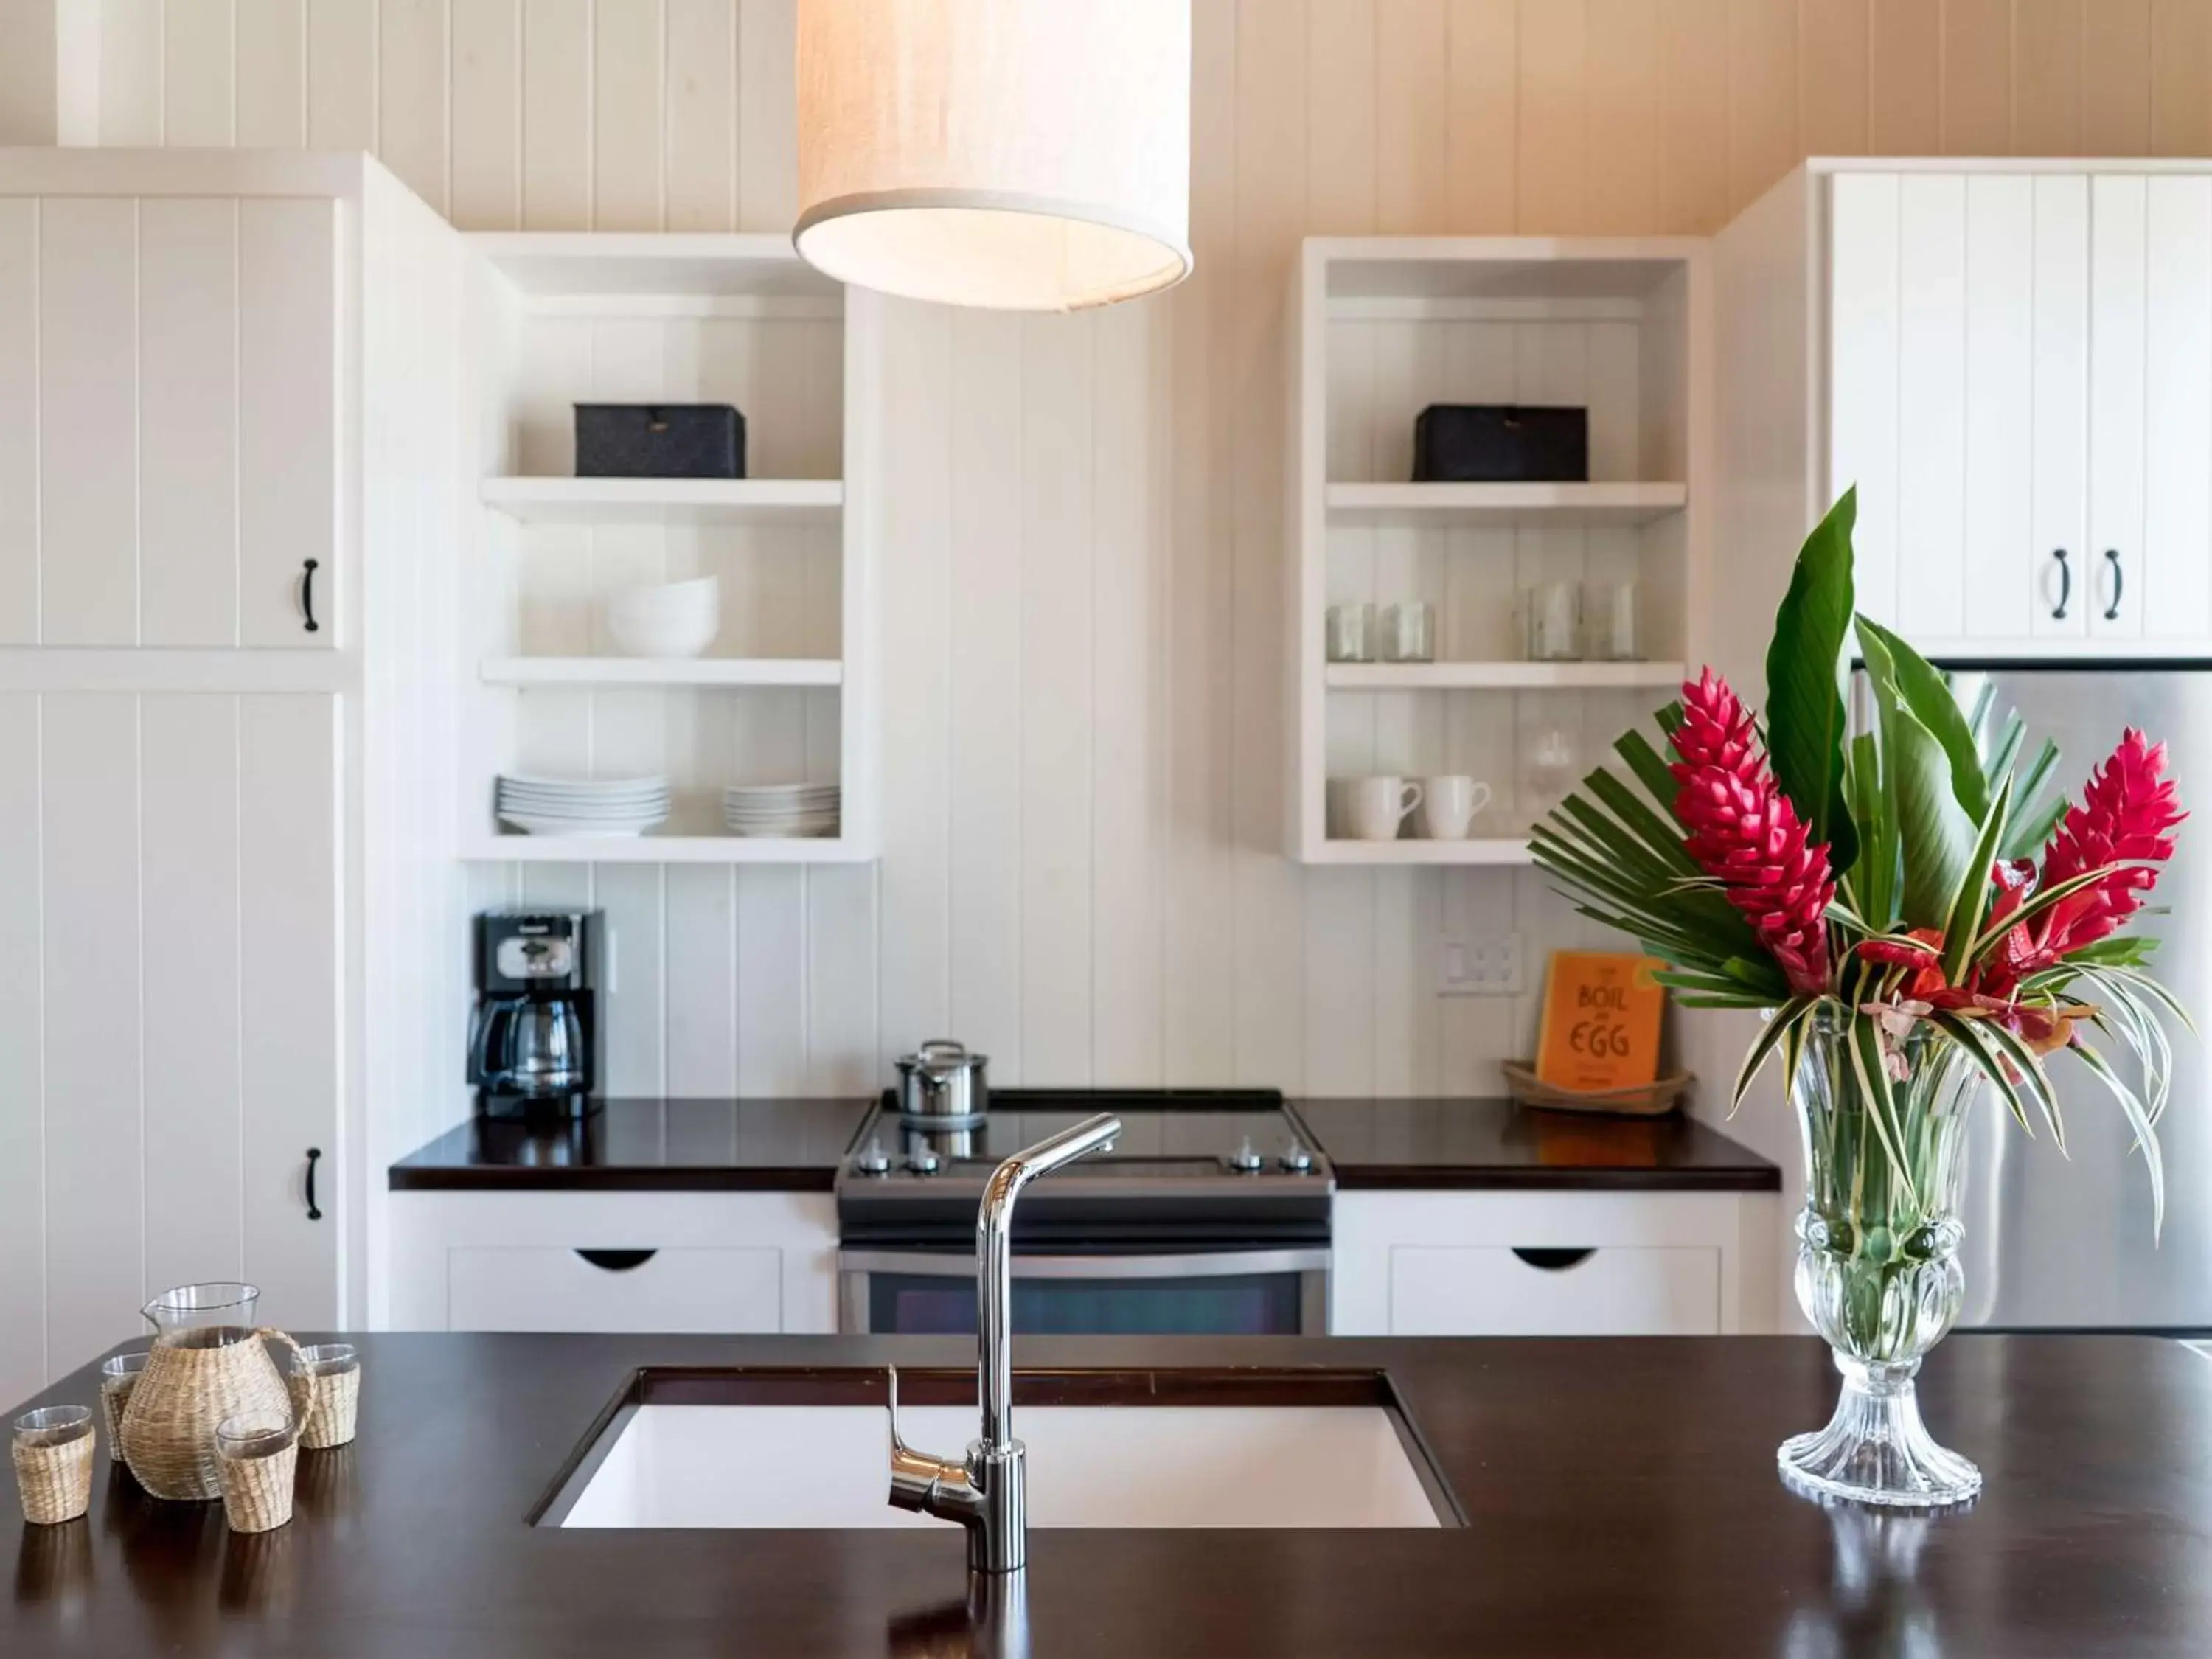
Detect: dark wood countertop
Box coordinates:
(8, 1332, 2207, 1657)
(386, 1097, 872, 1191)
(1294, 1096, 1781, 1191)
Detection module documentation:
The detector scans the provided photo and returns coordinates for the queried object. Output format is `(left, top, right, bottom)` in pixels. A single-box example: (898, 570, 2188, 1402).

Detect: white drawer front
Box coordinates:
(1388, 1245, 1721, 1336)
(447, 1245, 783, 1334)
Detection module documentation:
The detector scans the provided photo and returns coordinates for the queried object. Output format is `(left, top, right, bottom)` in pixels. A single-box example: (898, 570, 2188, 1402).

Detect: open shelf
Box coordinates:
(1324, 482, 1688, 527)
(1326, 661, 1686, 692)
(462, 835, 872, 865)
(468, 232, 838, 301)
(479, 657, 842, 687)
(1307, 838, 1535, 866)
(479, 477, 845, 525)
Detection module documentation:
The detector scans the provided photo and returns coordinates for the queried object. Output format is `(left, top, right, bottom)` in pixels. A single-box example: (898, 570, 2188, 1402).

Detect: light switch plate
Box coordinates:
(1439, 931, 1522, 997)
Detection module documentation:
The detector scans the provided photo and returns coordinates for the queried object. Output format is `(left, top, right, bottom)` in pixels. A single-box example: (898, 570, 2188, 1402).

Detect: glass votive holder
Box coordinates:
(1325, 602, 1376, 662)
(1380, 601, 1436, 663)
(100, 1353, 149, 1447)
(13, 1405, 95, 1526)
(1524, 581, 1582, 661)
(1586, 580, 1639, 660)
(286, 1343, 360, 1450)
(215, 1415, 299, 1534)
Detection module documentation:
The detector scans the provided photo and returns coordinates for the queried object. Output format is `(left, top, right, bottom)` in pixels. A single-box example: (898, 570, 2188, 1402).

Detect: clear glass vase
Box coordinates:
(1780, 1005, 1982, 1508)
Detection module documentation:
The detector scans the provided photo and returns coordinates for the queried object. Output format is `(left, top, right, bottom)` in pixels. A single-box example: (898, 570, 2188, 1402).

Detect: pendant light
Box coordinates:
(794, 0, 1194, 312)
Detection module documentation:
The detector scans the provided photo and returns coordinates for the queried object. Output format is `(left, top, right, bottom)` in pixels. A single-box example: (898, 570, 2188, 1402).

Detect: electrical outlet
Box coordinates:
(1439, 931, 1523, 997)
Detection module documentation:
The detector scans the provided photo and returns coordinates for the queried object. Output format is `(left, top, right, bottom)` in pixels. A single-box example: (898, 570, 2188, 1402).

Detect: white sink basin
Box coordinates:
(555, 1403, 1447, 1529)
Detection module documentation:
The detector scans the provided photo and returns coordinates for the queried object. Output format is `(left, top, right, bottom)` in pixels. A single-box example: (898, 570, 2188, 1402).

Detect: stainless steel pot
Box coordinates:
(894, 1039, 989, 1122)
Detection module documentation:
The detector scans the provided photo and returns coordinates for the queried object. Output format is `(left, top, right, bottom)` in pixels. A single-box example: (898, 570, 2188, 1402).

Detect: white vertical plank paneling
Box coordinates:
(2088, 175, 2147, 639)
(100, 0, 164, 145)
(235, 0, 308, 148)
(1894, 174, 1966, 641)
(451, 0, 522, 229)
(38, 198, 138, 647)
(0, 201, 35, 645)
(306, 0, 378, 151)
(40, 694, 141, 1374)
(736, 866, 807, 1093)
(238, 693, 339, 1329)
(238, 197, 337, 647)
(1826, 173, 1899, 627)
(664, 864, 737, 1094)
(1019, 313, 1096, 1084)
(664, 0, 737, 232)
(0, 695, 44, 1410)
(1517, 0, 1587, 233)
(596, 862, 666, 1094)
(1961, 175, 2034, 643)
(139, 695, 245, 1294)
(945, 310, 1024, 1072)
(164, 0, 236, 146)
(736, 0, 798, 231)
(2030, 174, 2091, 640)
(806, 865, 878, 1093)
(593, 0, 665, 231)
(522, 0, 592, 230)
(380, 0, 451, 215)
(138, 198, 239, 647)
(2143, 176, 2212, 641)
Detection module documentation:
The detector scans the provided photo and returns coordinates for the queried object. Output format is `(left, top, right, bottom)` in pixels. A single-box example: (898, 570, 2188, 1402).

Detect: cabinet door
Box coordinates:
(1829, 173, 1902, 628)
(2143, 178, 2212, 643)
(2089, 176, 2148, 641)
(1961, 176, 2034, 641)
(2031, 175, 2092, 641)
(1895, 175, 1968, 641)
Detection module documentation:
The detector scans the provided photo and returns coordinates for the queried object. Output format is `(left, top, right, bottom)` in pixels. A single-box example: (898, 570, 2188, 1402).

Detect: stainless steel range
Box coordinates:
(835, 1088, 1332, 1336)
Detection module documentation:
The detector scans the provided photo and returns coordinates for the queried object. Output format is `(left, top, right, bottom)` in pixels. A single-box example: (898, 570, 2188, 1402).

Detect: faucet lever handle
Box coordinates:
(886, 1364, 910, 1454)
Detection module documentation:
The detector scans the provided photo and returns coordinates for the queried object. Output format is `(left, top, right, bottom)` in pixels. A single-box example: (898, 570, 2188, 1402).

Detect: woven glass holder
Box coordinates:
(286, 1348, 358, 1450)
(215, 1419, 299, 1534)
(12, 1408, 94, 1526)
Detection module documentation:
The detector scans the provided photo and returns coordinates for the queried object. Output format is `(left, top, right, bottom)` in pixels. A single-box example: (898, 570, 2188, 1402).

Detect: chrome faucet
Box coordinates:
(886, 1112, 1121, 1573)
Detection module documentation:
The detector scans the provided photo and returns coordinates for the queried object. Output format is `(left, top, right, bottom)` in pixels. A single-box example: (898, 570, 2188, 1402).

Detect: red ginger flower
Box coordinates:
(2028, 728, 2183, 961)
(1668, 669, 1836, 996)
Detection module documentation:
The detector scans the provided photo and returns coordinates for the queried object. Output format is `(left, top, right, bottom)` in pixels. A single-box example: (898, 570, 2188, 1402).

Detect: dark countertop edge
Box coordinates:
(1330, 1164, 1782, 1192)
(386, 1166, 839, 1193)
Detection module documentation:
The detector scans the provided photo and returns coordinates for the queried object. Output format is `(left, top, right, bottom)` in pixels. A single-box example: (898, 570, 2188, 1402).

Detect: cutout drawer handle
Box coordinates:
(1511, 1248, 1596, 1272)
(575, 1249, 658, 1273)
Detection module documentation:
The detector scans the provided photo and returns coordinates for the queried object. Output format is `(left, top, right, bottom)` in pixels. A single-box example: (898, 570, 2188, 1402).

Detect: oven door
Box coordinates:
(838, 1248, 1329, 1336)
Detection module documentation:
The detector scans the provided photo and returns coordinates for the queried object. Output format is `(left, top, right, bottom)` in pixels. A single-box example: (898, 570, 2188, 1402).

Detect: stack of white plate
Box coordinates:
(498, 774, 671, 837)
(723, 783, 840, 839)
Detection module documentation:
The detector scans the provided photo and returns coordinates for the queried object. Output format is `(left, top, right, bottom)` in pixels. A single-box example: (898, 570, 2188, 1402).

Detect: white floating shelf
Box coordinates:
(462, 835, 872, 865)
(1324, 481, 1688, 526)
(480, 477, 845, 525)
(1327, 661, 1686, 691)
(480, 657, 843, 688)
(1307, 838, 1535, 866)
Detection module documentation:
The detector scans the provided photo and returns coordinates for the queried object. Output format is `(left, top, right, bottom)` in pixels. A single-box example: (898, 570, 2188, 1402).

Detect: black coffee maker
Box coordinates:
(469, 911, 604, 1119)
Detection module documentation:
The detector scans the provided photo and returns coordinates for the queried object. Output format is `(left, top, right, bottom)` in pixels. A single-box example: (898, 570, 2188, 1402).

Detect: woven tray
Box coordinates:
(1501, 1060, 1694, 1118)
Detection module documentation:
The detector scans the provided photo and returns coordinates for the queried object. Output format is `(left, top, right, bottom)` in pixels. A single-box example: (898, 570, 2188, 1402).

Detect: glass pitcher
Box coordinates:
(142, 1281, 262, 1349)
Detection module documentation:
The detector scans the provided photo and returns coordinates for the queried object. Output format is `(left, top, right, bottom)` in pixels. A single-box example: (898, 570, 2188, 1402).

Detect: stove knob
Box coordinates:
(855, 1137, 891, 1176)
(906, 1146, 942, 1175)
(1279, 1141, 1314, 1174)
(1228, 1136, 1265, 1174)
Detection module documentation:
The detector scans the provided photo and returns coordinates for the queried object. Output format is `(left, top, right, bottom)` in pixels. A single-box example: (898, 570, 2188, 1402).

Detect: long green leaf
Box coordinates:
(1764, 490, 1860, 876)
(1845, 1010, 1916, 1210)
(1930, 1011, 2035, 1134)
(1973, 1015, 2067, 1153)
(1731, 998, 1819, 1113)
(1857, 614, 1991, 824)
(2002, 740, 2067, 863)
(1846, 730, 1897, 928)
(1941, 780, 2009, 986)
(1886, 698, 1980, 930)
(2071, 1037, 2167, 1239)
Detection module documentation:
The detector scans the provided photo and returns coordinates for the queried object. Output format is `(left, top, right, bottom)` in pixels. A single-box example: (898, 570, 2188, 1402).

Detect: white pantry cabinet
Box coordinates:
(1717, 161, 2212, 669)
(1330, 1190, 1775, 1335)
(386, 1192, 839, 1335)
(0, 149, 474, 1411)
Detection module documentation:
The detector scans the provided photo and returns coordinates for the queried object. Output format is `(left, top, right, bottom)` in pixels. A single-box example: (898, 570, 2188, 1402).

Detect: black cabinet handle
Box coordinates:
(575, 1249, 657, 1273)
(1511, 1247, 1596, 1272)
(305, 1147, 322, 1220)
(2051, 548, 2071, 620)
(2104, 548, 2124, 622)
(301, 558, 320, 633)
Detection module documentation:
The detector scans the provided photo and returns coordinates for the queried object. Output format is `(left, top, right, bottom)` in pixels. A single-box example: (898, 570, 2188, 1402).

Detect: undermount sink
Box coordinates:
(538, 1368, 1460, 1531)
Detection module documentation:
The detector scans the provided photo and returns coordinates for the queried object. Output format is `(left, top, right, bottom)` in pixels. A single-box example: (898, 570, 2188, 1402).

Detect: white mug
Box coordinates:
(1416, 776, 1493, 840)
(1343, 776, 1424, 841)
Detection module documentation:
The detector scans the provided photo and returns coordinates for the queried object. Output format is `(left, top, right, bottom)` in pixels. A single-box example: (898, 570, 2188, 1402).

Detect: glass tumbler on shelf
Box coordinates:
(1587, 581, 1639, 661)
(1522, 726, 1580, 829)
(1325, 602, 1376, 663)
(1524, 582, 1582, 661)
(1380, 602, 1436, 663)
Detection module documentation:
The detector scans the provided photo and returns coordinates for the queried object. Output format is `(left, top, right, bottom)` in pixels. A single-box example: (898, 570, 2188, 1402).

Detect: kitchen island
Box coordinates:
(7, 1332, 2209, 1658)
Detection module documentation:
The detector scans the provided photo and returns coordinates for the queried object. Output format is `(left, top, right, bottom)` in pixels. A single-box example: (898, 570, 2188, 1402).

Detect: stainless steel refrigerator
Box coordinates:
(1923, 668, 2212, 1331)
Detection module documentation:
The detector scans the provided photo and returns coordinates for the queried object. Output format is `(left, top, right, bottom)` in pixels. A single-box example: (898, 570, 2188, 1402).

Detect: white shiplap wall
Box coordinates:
(58, 0, 2212, 1099)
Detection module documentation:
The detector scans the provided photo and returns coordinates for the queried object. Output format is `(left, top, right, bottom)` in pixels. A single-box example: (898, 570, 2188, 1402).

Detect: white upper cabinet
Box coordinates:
(1809, 164, 2212, 658)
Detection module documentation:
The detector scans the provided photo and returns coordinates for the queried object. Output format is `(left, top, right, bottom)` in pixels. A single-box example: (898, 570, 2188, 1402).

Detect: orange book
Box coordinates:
(1534, 952, 1666, 1093)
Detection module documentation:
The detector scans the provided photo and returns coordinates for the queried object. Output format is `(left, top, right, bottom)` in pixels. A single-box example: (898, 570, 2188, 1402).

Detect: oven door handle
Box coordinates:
(838, 1247, 1331, 1281)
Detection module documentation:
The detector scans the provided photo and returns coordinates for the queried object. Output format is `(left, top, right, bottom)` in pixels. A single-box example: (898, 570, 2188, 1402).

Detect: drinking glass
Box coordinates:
(100, 1352, 149, 1444)
(287, 1343, 361, 1449)
(215, 1415, 299, 1534)
(1587, 581, 1639, 660)
(1380, 602, 1436, 663)
(1525, 582, 1582, 661)
(1325, 602, 1376, 663)
(13, 1405, 94, 1526)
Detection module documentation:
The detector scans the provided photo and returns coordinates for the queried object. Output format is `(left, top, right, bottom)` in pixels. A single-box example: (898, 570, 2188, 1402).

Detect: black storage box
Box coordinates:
(1411, 404, 1588, 483)
(574, 403, 745, 479)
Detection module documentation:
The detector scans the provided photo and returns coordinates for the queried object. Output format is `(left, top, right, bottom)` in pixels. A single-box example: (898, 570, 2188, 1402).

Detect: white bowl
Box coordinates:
(605, 577, 720, 658)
